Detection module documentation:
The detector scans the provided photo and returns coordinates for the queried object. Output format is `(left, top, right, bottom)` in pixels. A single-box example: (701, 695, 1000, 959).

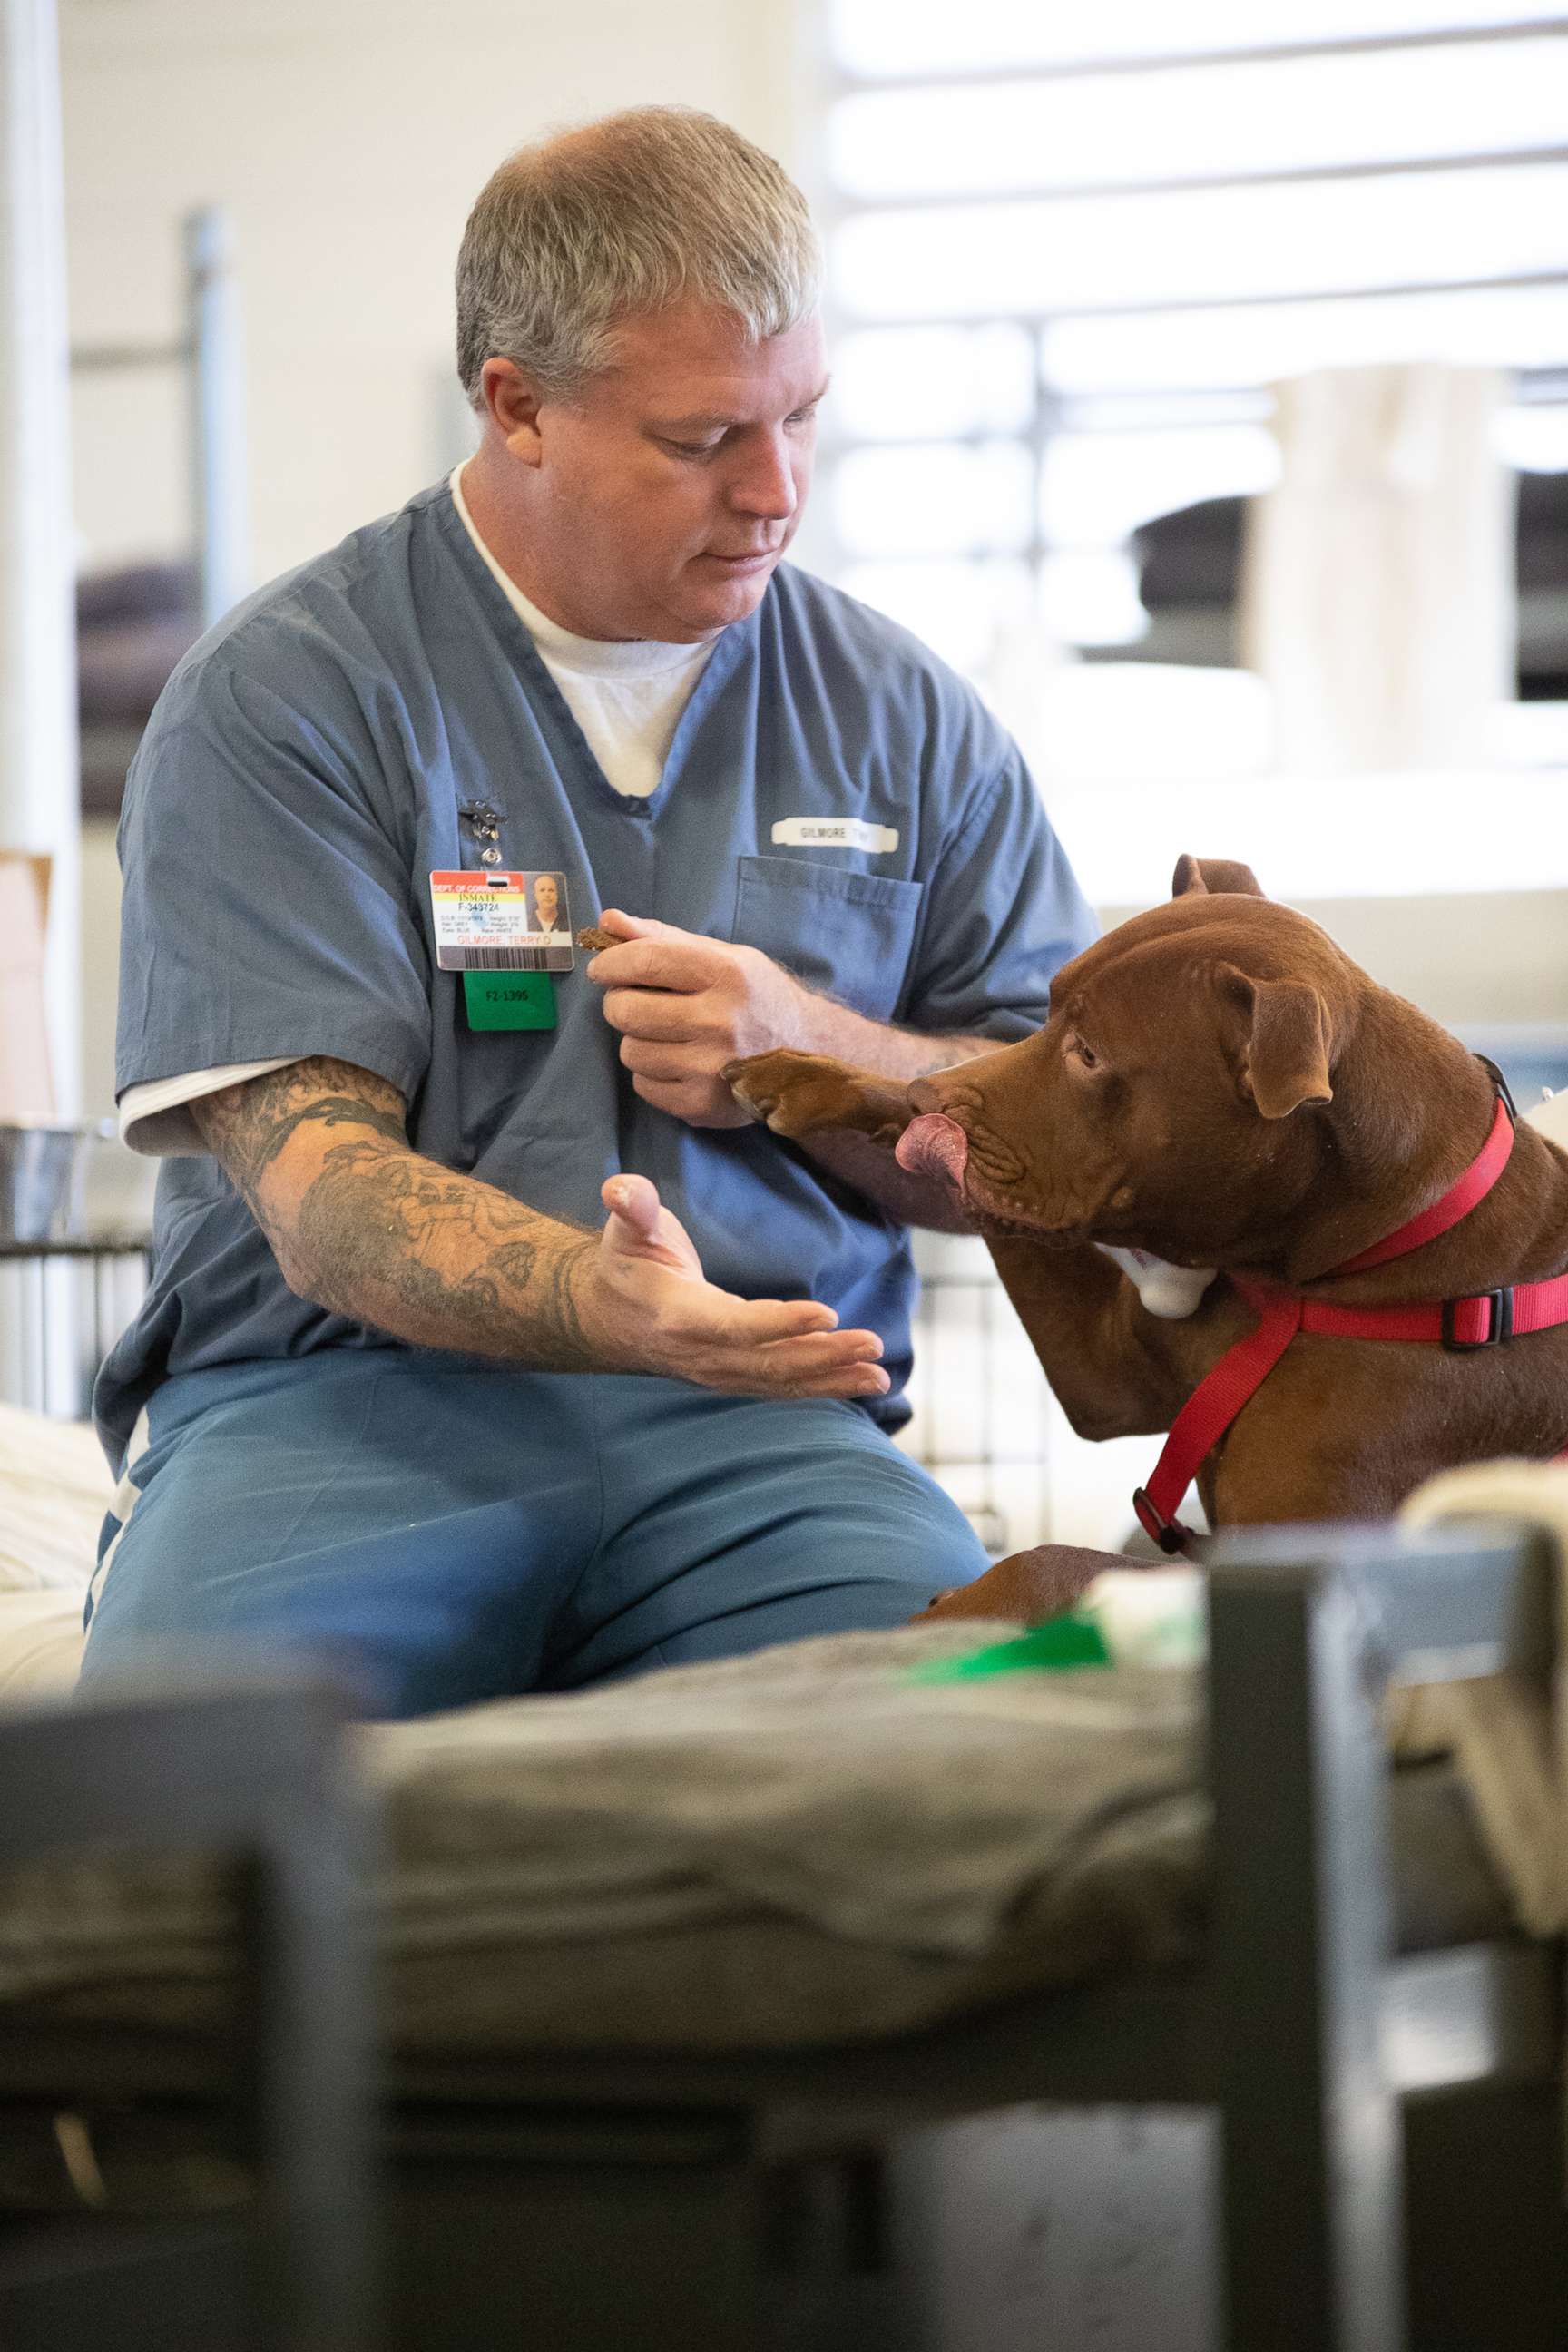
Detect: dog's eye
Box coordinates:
(1070, 1037, 1099, 1071)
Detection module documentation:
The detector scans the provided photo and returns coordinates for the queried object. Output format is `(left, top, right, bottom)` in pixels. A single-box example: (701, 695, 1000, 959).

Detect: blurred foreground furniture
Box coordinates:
(373, 1523, 1567, 2352)
(0, 1522, 1561, 2351)
(0, 1676, 377, 2351)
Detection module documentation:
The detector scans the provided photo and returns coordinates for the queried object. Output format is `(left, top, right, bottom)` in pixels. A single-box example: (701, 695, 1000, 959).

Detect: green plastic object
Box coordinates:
(906, 1612, 1112, 1682)
(464, 971, 556, 1030)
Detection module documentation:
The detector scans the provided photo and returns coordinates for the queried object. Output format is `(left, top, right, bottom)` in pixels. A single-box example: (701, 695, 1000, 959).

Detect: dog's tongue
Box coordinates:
(896, 1112, 969, 1188)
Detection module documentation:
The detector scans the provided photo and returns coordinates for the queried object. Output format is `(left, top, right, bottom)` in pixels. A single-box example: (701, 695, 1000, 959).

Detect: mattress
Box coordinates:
(0, 1622, 1514, 2058)
(0, 1407, 1519, 2056)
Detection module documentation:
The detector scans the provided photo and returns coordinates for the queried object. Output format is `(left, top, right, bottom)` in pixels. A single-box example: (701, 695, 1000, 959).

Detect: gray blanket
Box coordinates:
(1, 1622, 1208, 2051)
(0, 1618, 1512, 2053)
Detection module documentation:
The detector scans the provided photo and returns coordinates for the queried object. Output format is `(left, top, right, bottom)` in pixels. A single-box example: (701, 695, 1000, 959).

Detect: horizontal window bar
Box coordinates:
(828, 142, 1568, 216)
(830, 41, 1568, 204)
(1028, 283, 1568, 394)
(836, 166, 1568, 320)
(839, 274, 1568, 339)
(829, 3, 1568, 86)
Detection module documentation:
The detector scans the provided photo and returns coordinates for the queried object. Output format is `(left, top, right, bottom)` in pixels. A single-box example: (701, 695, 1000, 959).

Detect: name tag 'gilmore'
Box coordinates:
(770, 818, 899, 854)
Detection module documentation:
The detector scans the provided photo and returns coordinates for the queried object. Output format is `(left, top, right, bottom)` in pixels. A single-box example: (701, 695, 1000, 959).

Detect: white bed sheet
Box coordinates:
(0, 1404, 107, 1698)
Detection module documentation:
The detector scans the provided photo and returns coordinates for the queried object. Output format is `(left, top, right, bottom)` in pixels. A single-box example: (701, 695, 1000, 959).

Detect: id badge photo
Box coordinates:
(429, 867, 575, 1030)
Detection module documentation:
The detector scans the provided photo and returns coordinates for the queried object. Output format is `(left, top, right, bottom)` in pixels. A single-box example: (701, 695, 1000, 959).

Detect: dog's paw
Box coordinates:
(722, 1050, 876, 1140)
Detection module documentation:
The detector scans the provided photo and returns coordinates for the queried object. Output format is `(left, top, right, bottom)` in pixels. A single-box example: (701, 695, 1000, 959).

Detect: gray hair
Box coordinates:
(455, 106, 822, 408)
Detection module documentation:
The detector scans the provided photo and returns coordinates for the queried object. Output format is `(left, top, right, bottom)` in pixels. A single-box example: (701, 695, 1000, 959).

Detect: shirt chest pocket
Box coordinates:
(732, 855, 924, 1024)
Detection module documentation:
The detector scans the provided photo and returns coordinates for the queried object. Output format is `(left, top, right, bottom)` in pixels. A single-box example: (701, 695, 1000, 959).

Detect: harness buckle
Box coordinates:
(1474, 1054, 1518, 1123)
(1132, 1487, 1190, 1556)
(1441, 1286, 1514, 1351)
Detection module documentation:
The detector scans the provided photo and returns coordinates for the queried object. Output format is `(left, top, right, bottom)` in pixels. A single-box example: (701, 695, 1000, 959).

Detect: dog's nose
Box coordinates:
(906, 1077, 945, 1115)
(896, 1112, 969, 1188)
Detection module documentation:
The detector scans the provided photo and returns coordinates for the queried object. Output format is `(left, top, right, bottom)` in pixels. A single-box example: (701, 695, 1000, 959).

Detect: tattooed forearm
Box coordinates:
(292, 1135, 596, 1367)
(194, 1058, 407, 1198)
(240, 1093, 407, 1181)
(191, 1059, 602, 1370)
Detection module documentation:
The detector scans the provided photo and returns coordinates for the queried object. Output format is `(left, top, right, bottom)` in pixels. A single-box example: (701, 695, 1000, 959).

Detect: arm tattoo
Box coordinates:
(193, 1057, 408, 1203)
(191, 1057, 598, 1370)
(293, 1137, 594, 1367)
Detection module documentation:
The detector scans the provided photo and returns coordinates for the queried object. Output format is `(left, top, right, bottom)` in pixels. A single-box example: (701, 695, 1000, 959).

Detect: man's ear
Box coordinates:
(1217, 965, 1333, 1119)
(479, 358, 546, 465)
(1172, 855, 1266, 899)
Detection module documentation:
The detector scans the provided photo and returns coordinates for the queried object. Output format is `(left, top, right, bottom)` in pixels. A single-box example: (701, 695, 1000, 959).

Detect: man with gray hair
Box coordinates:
(87, 108, 1094, 1717)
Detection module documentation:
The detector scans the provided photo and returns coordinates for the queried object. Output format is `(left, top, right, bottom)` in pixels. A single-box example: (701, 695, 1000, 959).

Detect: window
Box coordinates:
(817, 5, 1568, 899)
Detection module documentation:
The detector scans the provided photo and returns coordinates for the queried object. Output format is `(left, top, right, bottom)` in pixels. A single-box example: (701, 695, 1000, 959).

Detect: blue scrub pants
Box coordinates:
(79, 1355, 988, 1719)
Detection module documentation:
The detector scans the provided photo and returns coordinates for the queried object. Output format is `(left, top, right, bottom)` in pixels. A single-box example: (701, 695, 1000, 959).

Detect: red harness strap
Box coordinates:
(1132, 1076, 1568, 1555)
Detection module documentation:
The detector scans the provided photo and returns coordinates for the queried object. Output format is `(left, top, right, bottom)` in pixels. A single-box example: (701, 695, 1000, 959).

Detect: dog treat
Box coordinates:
(575, 925, 619, 954)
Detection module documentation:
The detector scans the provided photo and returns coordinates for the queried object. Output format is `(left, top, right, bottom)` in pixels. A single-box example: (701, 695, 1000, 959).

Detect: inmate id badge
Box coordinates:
(428, 869, 575, 974)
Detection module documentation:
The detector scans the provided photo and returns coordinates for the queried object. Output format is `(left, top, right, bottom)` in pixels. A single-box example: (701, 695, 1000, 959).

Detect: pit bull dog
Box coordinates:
(725, 858, 1568, 1621)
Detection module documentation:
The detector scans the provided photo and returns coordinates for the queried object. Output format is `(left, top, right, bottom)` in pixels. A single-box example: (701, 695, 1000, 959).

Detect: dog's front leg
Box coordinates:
(985, 1234, 1202, 1440)
(724, 1050, 973, 1232)
(923, 1540, 1120, 1623)
(723, 1049, 913, 1144)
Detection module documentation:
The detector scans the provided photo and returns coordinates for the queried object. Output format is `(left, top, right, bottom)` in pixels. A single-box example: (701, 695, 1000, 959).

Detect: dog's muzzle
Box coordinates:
(896, 1112, 970, 1189)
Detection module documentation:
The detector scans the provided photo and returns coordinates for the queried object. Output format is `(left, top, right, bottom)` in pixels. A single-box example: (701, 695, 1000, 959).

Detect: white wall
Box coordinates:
(62, 0, 815, 1120)
(61, 0, 811, 583)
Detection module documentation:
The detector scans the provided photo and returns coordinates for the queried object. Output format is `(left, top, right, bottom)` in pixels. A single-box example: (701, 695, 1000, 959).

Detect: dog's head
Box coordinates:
(897, 857, 1365, 1267)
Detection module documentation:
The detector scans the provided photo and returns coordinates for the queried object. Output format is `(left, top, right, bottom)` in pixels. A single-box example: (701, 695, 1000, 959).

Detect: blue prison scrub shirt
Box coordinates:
(97, 479, 1095, 1472)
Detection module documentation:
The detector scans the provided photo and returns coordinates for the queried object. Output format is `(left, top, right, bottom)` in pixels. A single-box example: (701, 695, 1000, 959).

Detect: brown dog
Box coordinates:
(726, 858, 1568, 1619)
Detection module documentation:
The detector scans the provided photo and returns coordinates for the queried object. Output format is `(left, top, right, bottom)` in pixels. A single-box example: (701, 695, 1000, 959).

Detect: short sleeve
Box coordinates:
(114, 652, 433, 1111)
(905, 745, 1097, 1039)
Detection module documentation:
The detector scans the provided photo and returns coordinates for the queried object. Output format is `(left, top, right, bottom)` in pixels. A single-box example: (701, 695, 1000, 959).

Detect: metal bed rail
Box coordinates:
(0, 1236, 152, 1420)
(0, 1671, 378, 2350)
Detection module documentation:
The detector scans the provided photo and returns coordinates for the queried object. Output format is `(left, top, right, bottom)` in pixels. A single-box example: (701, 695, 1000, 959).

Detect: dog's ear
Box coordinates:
(1218, 966, 1334, 1119)
(1172, 856, 1266, 900)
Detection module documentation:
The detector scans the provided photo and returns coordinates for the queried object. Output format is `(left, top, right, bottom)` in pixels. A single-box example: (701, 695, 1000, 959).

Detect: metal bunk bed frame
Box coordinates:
(0, 1519, 1563, 2350)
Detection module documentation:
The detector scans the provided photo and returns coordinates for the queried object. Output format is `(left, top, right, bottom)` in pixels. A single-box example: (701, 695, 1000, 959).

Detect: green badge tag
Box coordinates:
(463, 971, 557, 1031)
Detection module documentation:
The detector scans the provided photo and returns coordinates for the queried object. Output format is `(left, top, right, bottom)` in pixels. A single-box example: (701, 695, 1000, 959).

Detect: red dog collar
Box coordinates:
(1132, 1063, 1568, 1555)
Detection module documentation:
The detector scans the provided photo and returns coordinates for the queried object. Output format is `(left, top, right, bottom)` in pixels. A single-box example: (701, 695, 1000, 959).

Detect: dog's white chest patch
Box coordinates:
(1099, 1245, 1217, 1319)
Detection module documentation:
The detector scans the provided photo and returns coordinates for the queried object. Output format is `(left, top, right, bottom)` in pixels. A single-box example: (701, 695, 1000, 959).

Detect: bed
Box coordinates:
(0, 1405, 103, 1700)
(0, 1407, 1564, 2349)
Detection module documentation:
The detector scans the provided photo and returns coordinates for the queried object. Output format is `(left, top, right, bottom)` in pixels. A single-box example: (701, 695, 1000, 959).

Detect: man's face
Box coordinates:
(495, 303, 828, 642)
(532, 874, 560, 929)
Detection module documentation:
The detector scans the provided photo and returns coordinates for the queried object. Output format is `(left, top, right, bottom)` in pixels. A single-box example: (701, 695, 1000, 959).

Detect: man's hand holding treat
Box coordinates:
(581, 912, 813, 1129)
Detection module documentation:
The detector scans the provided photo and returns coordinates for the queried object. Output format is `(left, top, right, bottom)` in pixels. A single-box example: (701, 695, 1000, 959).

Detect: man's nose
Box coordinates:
(729, 429, 798, 521)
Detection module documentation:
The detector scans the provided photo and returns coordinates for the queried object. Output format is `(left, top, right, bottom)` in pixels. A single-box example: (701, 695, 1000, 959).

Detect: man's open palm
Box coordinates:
(590, 1173, 889, 1401)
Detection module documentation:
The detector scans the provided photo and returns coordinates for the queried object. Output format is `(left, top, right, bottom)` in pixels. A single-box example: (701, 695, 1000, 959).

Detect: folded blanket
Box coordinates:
(0, 1622, 1210, 2052)
(1398, 1458, 1568, 1938)
(0, 1606, 1518, 2054)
